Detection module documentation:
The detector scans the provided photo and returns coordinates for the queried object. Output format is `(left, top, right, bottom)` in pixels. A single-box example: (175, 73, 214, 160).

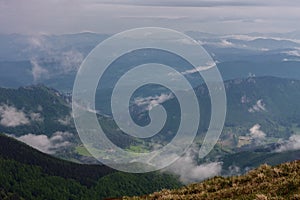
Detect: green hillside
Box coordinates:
(0, 85, 72, 137)
(0, 85, 135, 161)
(2, 76, 300, 156)
(0, 134, 181, 200)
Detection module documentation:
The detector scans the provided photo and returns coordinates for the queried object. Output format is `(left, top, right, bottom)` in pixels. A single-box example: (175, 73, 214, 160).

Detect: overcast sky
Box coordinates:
(0, 0, 299, 35)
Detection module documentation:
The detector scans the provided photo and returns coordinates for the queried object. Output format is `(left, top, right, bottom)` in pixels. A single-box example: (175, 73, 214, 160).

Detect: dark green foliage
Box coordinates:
(0, 85, 73, 136)
(224, 77, 300, 138)
(95, 172, 181, 199)
(0, 188, 24, 200)
(0, 135, 182, 200)
(0, 157, 93, 200)
(0, 134, 114, 187)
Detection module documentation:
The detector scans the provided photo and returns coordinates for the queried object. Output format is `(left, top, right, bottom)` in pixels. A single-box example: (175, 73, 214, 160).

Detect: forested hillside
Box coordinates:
(0, 134, 181, 200)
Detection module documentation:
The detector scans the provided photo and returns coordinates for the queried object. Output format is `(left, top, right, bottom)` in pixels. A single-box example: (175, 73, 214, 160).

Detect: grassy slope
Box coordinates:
(124, 160, 300, 200)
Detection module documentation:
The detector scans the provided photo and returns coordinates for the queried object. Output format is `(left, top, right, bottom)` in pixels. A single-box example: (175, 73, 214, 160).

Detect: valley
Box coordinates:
(1, 30, 300, 199)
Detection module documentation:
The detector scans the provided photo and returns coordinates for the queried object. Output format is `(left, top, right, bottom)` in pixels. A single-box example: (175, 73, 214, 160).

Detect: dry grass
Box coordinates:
(123, 161, 300, 200)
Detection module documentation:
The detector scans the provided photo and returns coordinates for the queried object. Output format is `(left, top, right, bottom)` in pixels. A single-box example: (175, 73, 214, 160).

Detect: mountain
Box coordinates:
(0, 85, 72, 137)
(123, 160, 300, 199)
(0, 33, 109, 91)
(0, 32, 109, 61)
(0, 85, 142, 162)
(220, 149, 300, 174)
(2, 77, 300, 163)
(224, 76, 300, 130)
(197, 76, 300, 141)
(1, 32, 300, 91)
(0, 134, 114, 186)
(1, 67, 300, 198)
(0, 134, 182, 200)
(129, 76, 300, 145)
(224, 38, 300, 50)
(1, 77, 300, 174)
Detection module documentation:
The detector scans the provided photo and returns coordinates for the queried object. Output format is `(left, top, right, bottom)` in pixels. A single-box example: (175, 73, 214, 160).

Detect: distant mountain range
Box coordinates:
(0, 32, 300, 90)
(0, 84, 133, 163)
(1, 31, 300, 199)
(1, 76, 300, 177)
(1, 64, 300, 198)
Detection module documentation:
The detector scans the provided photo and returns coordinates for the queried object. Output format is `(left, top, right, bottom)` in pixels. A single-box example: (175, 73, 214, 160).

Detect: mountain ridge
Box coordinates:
(0, 133, 182, 199)
(122, 160, 300, 199)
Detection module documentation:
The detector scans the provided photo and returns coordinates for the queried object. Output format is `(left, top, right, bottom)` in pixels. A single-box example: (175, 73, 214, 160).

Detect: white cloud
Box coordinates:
(282, 58, 300, 62)
(12, 131, 73, 154)
(276, 135, 300, 152)
(58, 115, 72, 126)
(168, 61, 217, 77)
(29, 112, 44, 122)
(241, 95, 250, 104)
(30, 58, 49, 81)
(249, 124, 266, 140)
(60, 50, 84, 74)
(224, 34, 260, 41)
(227, 165, 241, 176)
(0, 104, 30, 127)
(180, 62, 216, 75)
(166, 149, 222, 184)
(0, 104, 44, 127)
(219, 39, 234, 47)
(72, 101, 100, 116)
(248, 99, 266, 113)
(28, 35, 51, 51)
(134, 93, 174, 111)
(28, 36, 83, 79)
(283, 50, 300, 57)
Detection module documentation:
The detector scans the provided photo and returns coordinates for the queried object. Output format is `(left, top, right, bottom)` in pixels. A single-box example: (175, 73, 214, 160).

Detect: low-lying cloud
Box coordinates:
(0, 104, 43, 127)
(166, 151, 222, 184)
(58, 115, 72, 126)
(134, 93, 174, 111)
(60, 50, 84, 74)
(227, 165, 241, 176)
(249, 124, 266, 145)
(249, 124, 266, 139)
(12, 131, 73, 154)
(29, 112, 44, 122)
(248, 99, 266, 113)
(30, 58, 49, 81)
(180, 61, 216, 75)
(0, 104, 30, 127)
(276, 135, 300, 152)
(28, 36, 84, 81)
(219, 39, 235, 47)
(283, 50, 300, 57)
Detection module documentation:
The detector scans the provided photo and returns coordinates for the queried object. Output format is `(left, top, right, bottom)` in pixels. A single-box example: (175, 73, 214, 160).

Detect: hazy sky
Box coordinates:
(0, 0, 300, 34)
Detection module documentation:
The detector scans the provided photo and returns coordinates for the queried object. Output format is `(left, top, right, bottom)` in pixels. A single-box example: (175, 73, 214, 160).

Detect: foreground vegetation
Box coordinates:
(124, 160, 300, 200)
(0, 134, 181, 200)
